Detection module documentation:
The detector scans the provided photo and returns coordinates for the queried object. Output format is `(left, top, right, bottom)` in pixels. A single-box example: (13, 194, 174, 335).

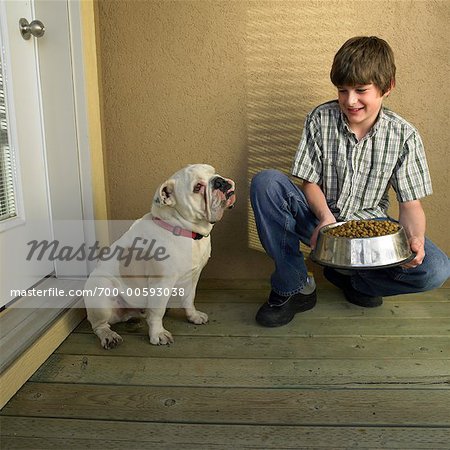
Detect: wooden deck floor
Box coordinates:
(1, 281, 449, 449)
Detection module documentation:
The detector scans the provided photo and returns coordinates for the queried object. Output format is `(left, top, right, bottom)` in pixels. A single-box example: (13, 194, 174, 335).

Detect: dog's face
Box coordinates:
(153, 164, 236, 224)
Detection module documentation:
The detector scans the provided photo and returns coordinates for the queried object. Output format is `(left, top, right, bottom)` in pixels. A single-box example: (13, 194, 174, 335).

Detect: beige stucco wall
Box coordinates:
(95, 0, 449, 279)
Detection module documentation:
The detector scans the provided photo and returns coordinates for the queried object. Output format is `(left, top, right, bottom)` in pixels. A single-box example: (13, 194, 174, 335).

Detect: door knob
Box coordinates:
(19, 18, 45, 40)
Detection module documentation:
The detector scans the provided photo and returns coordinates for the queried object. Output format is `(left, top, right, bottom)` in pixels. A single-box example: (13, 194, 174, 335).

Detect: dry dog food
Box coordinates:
(324, 220, 400, 238)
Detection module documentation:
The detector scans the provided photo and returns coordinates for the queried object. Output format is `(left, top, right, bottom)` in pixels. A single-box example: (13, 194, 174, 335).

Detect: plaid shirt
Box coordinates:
(292, 101, 433, 220)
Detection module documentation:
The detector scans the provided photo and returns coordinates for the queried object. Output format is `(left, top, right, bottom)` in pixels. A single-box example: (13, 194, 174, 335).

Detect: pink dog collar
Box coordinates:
(152, 217, 205, 240)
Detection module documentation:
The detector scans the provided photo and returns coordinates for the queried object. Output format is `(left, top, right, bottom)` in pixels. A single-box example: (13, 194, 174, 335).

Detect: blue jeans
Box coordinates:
(250, 169, 450, 297)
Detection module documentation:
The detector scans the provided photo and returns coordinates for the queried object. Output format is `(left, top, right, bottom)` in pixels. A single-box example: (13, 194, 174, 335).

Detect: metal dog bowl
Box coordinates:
(310, 222, 415, 269)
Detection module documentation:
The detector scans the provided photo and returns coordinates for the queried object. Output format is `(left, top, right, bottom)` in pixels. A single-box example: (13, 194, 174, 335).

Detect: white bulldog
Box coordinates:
(84, 164, 236, 348)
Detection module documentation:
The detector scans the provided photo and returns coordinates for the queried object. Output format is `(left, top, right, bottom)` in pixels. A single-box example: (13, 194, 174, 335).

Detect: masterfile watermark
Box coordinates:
(10, 286, 186, 299)
(2, 219, 194, 310)
(26, 237, 170, 267)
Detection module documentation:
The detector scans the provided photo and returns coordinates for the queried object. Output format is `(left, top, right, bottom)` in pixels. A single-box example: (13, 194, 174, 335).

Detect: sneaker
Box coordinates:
(256, 279, 317, 327)
(323, 267, 383, 307)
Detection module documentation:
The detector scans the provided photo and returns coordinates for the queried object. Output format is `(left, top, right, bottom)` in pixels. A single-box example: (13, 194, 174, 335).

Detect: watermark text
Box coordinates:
(26, 237, 170, 267)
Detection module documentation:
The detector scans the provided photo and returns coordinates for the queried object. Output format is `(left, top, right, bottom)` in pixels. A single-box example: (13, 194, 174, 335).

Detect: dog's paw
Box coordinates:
(149, 329, 174, 345)
(100, 330, 123, 349)
(187, 310, 209, 325)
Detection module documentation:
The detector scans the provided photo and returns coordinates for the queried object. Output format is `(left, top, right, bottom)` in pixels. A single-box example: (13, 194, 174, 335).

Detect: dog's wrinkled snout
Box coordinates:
(212, 175, 235, 210)
(213, 176, 232, 193)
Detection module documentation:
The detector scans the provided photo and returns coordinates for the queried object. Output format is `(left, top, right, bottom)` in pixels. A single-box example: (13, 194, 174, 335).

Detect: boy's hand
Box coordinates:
(402, 236, 425, 269)
(398, 200, 426, 269)
(310, 217, 336, 250)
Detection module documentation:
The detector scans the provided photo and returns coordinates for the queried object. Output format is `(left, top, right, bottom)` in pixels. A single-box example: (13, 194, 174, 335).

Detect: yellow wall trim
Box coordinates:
(81, 0, 110, 244)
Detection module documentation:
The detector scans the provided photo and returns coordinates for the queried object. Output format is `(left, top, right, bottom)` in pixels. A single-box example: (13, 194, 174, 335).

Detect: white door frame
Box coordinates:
(30, 0, 97, 279)
(67, 0, 96, 267)
(64, 0, 96, 266)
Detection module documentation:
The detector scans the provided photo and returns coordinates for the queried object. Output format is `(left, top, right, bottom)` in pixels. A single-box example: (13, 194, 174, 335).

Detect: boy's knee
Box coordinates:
(418, 255, 449, 291)
(427, 261, 449, 290)
(251, 169, 283, 187)
(250, 169, 286, 196)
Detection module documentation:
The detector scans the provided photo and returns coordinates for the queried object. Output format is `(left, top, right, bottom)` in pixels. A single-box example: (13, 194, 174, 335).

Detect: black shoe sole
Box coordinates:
(323, 267, 383, 308)
(255, 291, 317, 327)
(344, 291, 383, 307)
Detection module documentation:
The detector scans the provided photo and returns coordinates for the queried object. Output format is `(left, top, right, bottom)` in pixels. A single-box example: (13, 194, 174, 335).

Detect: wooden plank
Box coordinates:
(2, 383, 450, 426)
(194, 287, 450, 303)
(75, 298, 450, 331)
(197, 278, 271, 290)
(74, 307, 450, 337)
(197, 277, 450, 291)
(1, 417, 449, 449)
(0, 303, 85, 409)
(0, 437, 208, 450)
(56, 333, 450, 359)
(30, 354, 450, 388)
(186, 299, 450, 317)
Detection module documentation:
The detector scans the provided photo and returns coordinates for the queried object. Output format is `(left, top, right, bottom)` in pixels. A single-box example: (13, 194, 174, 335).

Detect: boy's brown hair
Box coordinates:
(330, 36, 396, 94)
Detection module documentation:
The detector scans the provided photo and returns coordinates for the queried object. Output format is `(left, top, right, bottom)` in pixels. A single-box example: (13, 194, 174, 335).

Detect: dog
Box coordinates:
(84, 164, 236, 348)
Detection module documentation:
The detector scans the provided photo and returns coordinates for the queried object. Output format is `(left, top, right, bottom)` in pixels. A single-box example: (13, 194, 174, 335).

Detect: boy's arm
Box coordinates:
(398, 199, 426, 268)
(301, 181, 336, 249)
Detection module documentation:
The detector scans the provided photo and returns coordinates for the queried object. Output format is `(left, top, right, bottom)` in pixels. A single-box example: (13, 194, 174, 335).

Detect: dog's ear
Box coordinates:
(156, 179, 176, 207)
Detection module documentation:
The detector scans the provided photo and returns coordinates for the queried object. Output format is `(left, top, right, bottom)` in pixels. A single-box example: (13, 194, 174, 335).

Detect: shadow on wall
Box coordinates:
(246, 4, 338, 253)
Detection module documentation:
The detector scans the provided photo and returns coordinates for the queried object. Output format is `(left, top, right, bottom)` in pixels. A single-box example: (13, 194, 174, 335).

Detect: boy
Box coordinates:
(250, 36, 449, 327)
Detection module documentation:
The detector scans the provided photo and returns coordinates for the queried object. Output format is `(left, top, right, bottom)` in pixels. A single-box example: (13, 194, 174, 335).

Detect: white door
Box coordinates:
(0, 0, 53, 307)
(0, 0, 87, 308)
